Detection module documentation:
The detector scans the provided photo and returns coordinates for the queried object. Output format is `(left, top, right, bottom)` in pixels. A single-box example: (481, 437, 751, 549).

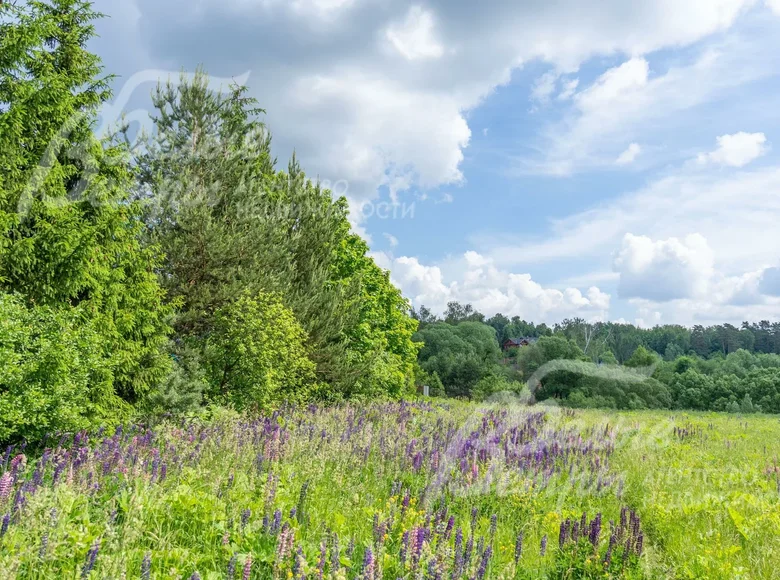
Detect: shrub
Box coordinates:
(0, 294, 127, 444)
(203, 292, 316, 410)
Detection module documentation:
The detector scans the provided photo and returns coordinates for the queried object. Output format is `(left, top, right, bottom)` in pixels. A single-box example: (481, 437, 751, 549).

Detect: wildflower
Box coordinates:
(81, 538, 101, 578)
(331, 532, 340, 572)
(400, 530, 410, 568)
(241, 508, 251, 530)
(475, 546, 492, 580)
(0, 513, 8, 538)
(604, 533, 616, 566)
(141, 552, 152, 580)
(0, 472, 13, 501)
(189, 573, 201, 580)
(317, 540, 326, 579)
(361, 547, 375, 580)
(39, 533, 49, 559)
(514, 531, 523, 564)
(242, 555, 252, 580)
(540, 535, 547, 556)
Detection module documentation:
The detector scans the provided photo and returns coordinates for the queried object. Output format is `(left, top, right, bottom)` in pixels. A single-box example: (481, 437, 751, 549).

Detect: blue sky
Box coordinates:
(89, 0, 780, 326)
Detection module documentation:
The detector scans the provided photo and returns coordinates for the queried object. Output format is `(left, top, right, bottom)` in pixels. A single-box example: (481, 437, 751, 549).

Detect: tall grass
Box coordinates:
(0, 401, 778, 579)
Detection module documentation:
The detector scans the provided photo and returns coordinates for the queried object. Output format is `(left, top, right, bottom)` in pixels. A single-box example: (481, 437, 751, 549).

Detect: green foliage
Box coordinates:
(0, 294, 128, 444)
(203, 292, 316, 410)
(0, 0, 172, 429)
(624, 346, 659, 370)
(137, 70, 418, 403)
(414, 321, 501, 398)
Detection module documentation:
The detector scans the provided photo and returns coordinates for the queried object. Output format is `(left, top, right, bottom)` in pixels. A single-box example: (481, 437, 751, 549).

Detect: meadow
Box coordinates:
(1, 401, 779, 580)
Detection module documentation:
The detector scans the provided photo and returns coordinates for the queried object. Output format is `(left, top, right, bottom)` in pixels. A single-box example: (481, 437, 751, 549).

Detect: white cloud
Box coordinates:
(616, 143, 642, 165)
(557, 78, 579, 100)
(385, 5, 445, 61)
(767, 0, 780, 15)
(523, 24, 779, 175)
(577, 58, 650, 113)
(613, 233, 715, 301)
(436, 192, 455, 204)
(531, 71, 558, 104)
(372, 251, 610, 322)
(697, 131, 768, 167)
(92, 0, 766, 220)
(383, 233, 399, 247)
(487, 166, 780, 278)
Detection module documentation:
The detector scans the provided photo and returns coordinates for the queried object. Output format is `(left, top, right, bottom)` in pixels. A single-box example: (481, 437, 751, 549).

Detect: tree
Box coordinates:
(137, 69, 418, 399)
(0, 0, 172, 408)
(624, 346, 659, 370)
(414, 322, 500, 398)
(204, 292, 316, 410)
(0, 294, 118, 444)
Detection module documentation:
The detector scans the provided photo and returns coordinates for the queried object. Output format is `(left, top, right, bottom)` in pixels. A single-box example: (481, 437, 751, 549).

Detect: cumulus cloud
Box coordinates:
(767, 0, 780, 15)
(616, 143, 642, 165)
(613, 233, 715, 301)
(385, 5, 445, 61)
(89, 0, 764, 217)
(759, 266, 780, 296)
(372, 251, 610, 322)
(697, 131, 768, 167)
(557, 78, 579, 101)
(531, 71, 558, 104)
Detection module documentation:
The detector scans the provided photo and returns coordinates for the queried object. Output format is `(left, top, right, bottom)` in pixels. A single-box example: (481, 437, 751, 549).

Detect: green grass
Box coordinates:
(0, 401, 778, 579)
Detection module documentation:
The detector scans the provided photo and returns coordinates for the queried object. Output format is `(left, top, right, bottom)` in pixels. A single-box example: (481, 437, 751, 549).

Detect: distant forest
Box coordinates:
(411, 302, 780, 414)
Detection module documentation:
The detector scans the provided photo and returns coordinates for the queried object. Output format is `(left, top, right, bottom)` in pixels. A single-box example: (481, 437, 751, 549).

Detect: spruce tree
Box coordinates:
(0, 0, 172, 409)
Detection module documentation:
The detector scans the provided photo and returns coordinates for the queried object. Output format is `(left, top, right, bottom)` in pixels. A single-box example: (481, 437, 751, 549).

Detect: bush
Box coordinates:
(0, 294, 127, 444)
(203, 292, 316, 410)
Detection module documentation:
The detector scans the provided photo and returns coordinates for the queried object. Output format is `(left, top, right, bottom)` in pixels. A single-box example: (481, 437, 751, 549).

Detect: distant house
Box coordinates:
(501, 336, 538, 351)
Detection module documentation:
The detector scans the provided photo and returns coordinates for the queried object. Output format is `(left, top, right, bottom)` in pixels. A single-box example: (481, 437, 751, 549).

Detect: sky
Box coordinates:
(89, 0, 780, 327)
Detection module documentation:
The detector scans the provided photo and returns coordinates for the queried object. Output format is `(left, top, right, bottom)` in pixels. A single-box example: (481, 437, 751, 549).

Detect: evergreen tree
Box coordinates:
(0, 0, 172, 413)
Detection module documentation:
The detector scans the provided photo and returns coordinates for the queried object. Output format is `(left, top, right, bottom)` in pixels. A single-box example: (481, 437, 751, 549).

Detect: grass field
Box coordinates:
(1, 400, 779, 579)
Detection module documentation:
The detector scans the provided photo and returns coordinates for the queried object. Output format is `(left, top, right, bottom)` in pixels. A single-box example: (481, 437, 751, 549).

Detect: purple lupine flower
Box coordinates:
(400, 530, 410, 568)
(558, 520, 568, 548)
(361, 547, 375, 580)
(540, 535, 547, 556)
(464, 534, 474, 566)
(241, 508, 251, 530)
(635, 532, 644, 556)
(189, 573, 201, 580)
(317, 540, 326, 579)
(514, 531, 523, 563)
(346, 537, 355, 559)
(604, 534, 616, 565)
(589, 513, 602, 547)
(289, 507, 297, 519)
(227, 554, 237, 580)
(272, 509, 282, 534)
(141, 552, 151, 580)
(453, 528, 464, 574)
(293, 546, 305, 578)
(489, 514, 497, 539)
(331, 532, 341, 572)
(81, 538, 101, 578)
(475, 546, 492, 579)
(445, 515, 455, 539)
(242, 555, 252, 580)
(0, 513, 9, 538)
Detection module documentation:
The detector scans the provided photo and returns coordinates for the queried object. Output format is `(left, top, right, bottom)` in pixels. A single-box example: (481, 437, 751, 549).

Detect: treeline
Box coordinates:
(412, 302, 780, 413)
(0, 0, 419, 444)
